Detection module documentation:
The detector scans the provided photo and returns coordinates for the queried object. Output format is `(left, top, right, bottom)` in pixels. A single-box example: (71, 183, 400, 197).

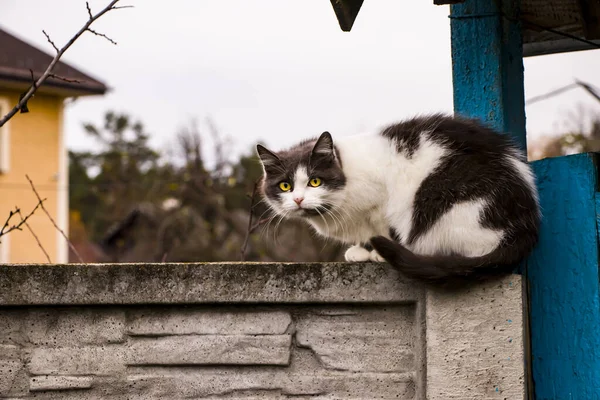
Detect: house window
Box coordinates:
(0, 97, 10, 174)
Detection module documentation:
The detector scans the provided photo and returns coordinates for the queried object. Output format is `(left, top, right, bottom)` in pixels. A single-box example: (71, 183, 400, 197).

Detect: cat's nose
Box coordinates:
(293, 197, 304, 206)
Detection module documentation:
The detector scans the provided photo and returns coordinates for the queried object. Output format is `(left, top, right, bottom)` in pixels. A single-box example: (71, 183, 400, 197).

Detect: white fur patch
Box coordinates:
(292, 166, 332, 213)
(385, 134, 450, 244)
(294, 166, 309, 185)
(273, 166, 310, 213)
(345, 245, 371, 262)
(307, 133, 392, 243)
(369, 249, 386, 262)
(506, 153, 540, 204)
(410, 198, 504, 257)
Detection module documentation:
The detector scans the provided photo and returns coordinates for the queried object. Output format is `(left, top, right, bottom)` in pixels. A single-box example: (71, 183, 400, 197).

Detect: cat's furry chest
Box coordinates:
(307, 204, 389, 244)
(304, 134, 399, 245)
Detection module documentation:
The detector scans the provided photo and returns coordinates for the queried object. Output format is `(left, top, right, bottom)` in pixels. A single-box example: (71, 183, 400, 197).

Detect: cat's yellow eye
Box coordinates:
(309, 178, 322, 187)
(279, 182, 292, 192)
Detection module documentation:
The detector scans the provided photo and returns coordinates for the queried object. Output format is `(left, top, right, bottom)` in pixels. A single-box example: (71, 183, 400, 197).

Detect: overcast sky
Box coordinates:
(2, 0, 600, 162)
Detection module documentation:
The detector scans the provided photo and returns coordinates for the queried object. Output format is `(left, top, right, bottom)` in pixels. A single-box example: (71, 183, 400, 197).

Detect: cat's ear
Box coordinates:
(312, 131, 335, 157)
(256, 144, 281, 168)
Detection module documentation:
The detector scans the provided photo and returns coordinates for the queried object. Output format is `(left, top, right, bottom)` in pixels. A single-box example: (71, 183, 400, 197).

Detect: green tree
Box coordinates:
(69, 112, 343, 263)
(528, 113, 600, 161)
(69, 111, 169, 240)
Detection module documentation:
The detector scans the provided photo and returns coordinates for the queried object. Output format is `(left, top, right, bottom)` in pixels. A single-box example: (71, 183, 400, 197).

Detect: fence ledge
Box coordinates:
(0, 262, 421, 305)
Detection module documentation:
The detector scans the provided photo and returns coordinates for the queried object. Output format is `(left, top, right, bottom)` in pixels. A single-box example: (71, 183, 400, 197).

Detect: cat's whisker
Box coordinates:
(322, 207, 341, 235)
(327, 206, 350, 242)
(313, 208, 332, 245)
(258, 214, 276, 239)
(267, 214, 282, 246)
(254, 207, 274, 228)
(259, 209, 283, 246)
(264, 215, 281, 248)
(321, 213, 343, 251)
(257, 215, 275, 244)
(335, 210, 352, 242)
(272, 211, 290, 247)
(325, 207, 345, 239)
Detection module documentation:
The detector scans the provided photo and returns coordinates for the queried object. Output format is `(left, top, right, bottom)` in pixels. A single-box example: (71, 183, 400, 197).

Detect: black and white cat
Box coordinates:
(256, 114, 540, 284)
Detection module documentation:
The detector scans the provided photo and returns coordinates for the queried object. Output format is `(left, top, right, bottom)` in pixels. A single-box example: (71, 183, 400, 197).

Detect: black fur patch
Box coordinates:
(380, 114, 539, 260)
(370, 235, 517, 287)
(389, 227, 401, 243)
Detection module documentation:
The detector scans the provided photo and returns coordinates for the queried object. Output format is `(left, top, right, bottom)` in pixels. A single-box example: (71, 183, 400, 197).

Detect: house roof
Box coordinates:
(0, 27, 107, 96)
(330, 0, 600, 57)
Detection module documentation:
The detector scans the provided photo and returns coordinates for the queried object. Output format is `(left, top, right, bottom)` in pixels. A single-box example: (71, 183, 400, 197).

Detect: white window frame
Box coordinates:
(56, 100, 69, 263)
(0, 97, 10, 262)
(0, 97, 10, 174)
(0, 233, 9, 264)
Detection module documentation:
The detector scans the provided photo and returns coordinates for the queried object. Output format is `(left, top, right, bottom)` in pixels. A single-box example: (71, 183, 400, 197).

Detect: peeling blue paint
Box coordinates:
(529, 153, 600, 399)
(449, 0, 526, 151)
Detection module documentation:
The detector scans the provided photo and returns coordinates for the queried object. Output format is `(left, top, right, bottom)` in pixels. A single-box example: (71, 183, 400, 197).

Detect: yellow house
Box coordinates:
(0, 27, 107, 263)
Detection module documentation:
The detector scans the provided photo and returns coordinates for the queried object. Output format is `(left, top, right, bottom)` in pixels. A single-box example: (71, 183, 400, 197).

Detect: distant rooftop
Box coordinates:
(0, 26, 107, 96)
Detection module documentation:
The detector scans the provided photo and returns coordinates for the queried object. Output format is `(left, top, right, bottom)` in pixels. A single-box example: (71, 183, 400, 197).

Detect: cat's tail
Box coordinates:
(369, 236, 530, 286)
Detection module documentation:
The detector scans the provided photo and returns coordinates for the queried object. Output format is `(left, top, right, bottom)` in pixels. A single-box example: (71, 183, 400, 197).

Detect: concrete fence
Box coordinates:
(0, 263, 524, 399)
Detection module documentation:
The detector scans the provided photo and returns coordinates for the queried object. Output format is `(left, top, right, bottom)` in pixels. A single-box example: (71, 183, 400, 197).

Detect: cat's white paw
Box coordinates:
(345, 245, 371, 262)
(369, 250, 386, 262)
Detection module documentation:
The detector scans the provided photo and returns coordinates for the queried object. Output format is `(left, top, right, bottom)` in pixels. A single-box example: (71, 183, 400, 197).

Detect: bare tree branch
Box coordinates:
(48, 74, 82, 84)
(0, 200, 45, 239)
(86, 28, 118, 45)
(525, 83, 579, 106)
(240, 180, 267, 261)
(249, 217, 269, 233)
(17, 210, 52, 263)
(0, 0, 131, 127)
(86, 2, 93, 19)
(526, 79, 600, 106)
(42, 29, 59, 53)
(206, 117, 233, 179)
(576, 80, 600, 104)
(0, 198, 52, 263)
(26, 175, 84, 263)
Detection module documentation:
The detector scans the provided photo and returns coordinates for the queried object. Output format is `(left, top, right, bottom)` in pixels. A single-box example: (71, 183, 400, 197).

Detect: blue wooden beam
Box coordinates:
(529, 154, 600, 399)
(450, 0, 526, 151)
(449, 1, 600, 398)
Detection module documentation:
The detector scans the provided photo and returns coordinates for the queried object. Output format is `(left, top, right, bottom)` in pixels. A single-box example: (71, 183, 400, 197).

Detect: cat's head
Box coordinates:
(256, 132, 346, 219)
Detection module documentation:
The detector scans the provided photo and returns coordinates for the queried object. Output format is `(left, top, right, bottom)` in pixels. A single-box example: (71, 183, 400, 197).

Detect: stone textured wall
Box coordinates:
(0, 263, 524, 399)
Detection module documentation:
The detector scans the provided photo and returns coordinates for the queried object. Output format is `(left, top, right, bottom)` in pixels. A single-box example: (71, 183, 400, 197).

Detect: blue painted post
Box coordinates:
(529, 154, 600, 399)
(449, 0, 600, 397)
(450, 0, 526, 151)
